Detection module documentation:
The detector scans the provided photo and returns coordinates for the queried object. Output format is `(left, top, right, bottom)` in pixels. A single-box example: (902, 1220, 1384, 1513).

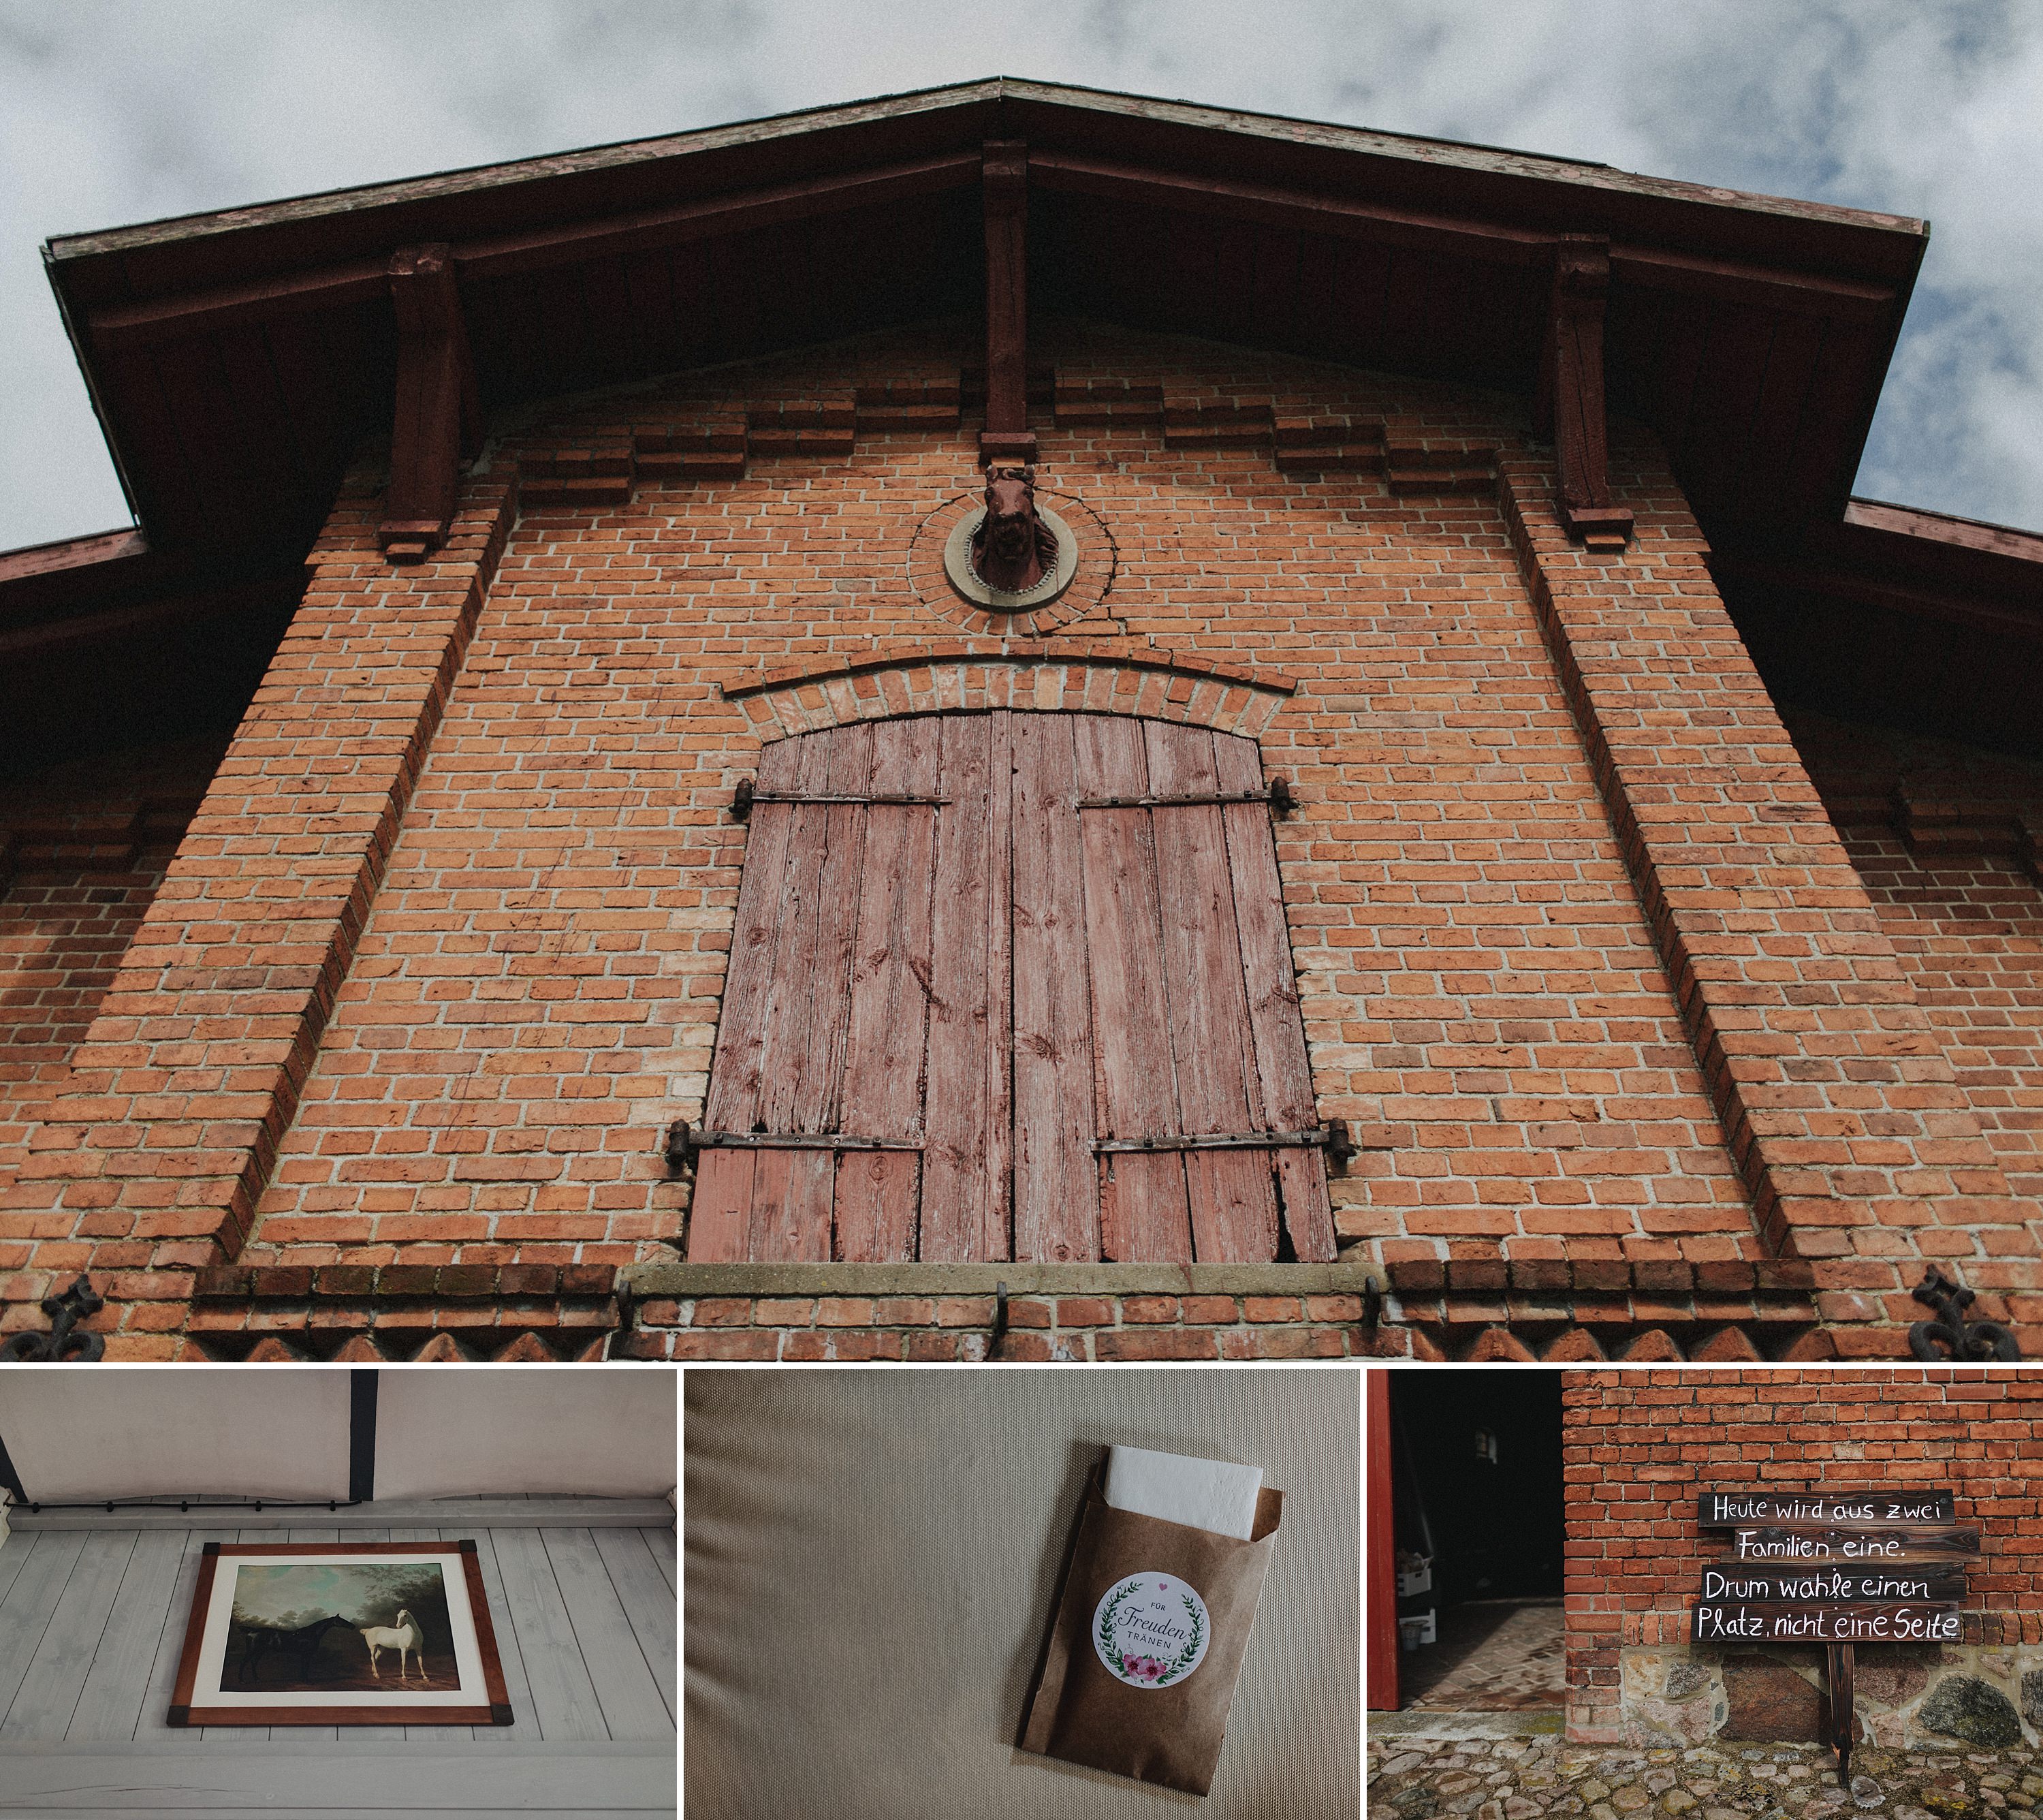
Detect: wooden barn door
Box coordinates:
(688, 711, 1337, 1264)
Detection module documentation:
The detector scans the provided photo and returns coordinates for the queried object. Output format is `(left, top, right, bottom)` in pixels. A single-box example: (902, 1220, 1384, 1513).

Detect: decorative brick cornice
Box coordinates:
(720, 638, 1297, 743)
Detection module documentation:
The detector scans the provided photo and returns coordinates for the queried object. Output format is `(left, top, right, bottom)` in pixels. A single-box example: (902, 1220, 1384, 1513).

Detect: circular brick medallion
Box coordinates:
(942, 504, 1079, 611)
(908, 487, 1116, 636)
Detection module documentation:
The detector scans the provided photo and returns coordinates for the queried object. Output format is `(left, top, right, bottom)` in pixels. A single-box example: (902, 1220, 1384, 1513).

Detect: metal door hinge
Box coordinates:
(1092, 1118, 1351, 1168)
(665, 1120, 923, 1173)
(1075, 776, 1294, 815)
(731, 779, 949, 820)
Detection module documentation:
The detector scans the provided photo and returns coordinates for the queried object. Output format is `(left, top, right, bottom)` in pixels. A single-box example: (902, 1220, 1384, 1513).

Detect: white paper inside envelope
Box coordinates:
(1104, 1445, 1264, 1541)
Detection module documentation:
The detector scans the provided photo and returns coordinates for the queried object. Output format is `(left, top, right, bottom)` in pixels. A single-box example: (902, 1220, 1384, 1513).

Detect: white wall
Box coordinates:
(374, 1370, 676, 1501)
(0, 1370, 351, 1502)
(0, 1368, 677, 1505)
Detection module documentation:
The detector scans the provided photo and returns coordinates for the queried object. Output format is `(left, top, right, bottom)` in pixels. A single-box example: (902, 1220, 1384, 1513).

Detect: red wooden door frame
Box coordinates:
(1365, 1369, 1399, 1710)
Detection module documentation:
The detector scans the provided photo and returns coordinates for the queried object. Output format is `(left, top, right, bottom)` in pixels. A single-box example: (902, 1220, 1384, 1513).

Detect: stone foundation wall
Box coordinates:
(1621, 1644, 2043, 1753)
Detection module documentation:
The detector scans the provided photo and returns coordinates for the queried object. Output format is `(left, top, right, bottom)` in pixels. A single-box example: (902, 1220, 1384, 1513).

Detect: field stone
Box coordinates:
(1857, 1649, 1937, 1710)
(1723, 1656, 1826, 1743)
(1666, 1661, 1712, 1701)
(2023, 1672, 2043, 1727)
(1920, 1677, 2024, 1749)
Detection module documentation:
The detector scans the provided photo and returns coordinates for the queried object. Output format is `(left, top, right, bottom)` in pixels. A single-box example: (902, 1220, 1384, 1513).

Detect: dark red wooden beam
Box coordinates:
(379, 244, 480, 563)
(981, 140, 1034, 465)
(1534, 233, 1633, 551)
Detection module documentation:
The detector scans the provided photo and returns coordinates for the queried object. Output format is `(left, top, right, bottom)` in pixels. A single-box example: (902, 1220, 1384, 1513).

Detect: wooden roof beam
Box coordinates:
(981, 140, 1034, 465)
(1534, 234, 1633, 552)
(378, 245, 479, 564)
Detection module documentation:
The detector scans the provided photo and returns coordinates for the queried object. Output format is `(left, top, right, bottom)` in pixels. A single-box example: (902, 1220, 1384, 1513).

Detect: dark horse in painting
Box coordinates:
(232, 1613, 347, 1685)
(971, 464, 1060, 593)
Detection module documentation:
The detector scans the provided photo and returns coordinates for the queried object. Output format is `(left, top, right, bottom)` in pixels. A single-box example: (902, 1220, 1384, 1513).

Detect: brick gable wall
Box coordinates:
(3, 319, 2037, 1358)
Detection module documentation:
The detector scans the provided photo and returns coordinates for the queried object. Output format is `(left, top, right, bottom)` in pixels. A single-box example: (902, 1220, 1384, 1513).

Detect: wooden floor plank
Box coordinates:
(0, 1531, 138, 1741)
(486, 1531, 607, 1742)
(1212, 732, 1339, 1260)
(1011, 711, 1100, 1261)
(0, 1536, 35, 1611)
(832, 716, 940, 1261)
(64, 1532, 186, 1743)
(462, 1531, 535, 1744)
(1145, 721, 1281, 1263)
(639, 1526, 676, 1602)
(588, 1529, 676, 1727)
(131, 1533, 209, 1746)
(0, 1742, 675, 1813)
(0, 1532, 89, 1734)
(1074, 715, 1193, 1260)
(540, 1531, 670, 1740)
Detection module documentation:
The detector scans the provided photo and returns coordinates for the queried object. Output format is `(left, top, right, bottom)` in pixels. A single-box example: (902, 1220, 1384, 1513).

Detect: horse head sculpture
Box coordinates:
(971, 465, 1060, 593)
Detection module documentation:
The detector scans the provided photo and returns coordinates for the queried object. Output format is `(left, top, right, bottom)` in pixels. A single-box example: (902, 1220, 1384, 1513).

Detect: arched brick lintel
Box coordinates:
(720, 640, 1298, 744)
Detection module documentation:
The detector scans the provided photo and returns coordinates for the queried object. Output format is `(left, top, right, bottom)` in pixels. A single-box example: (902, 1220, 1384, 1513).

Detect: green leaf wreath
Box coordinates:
(1100, 1583, 1205, 1687)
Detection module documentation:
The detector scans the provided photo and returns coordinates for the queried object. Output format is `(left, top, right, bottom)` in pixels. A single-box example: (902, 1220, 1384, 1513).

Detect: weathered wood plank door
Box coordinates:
(689, 710, 1336, 1263)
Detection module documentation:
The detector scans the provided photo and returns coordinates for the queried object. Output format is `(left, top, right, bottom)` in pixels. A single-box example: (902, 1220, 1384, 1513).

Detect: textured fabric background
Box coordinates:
(684, 1368, 1361, 1817)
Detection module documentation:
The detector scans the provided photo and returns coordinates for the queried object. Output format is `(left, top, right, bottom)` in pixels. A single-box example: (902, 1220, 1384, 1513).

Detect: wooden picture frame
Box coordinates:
(168, 1541, 513, 1727)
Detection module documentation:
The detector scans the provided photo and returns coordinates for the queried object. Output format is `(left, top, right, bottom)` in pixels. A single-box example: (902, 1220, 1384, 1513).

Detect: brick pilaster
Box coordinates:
(1500, 447, 2032, 1354)
(5, 469, 513, 1354)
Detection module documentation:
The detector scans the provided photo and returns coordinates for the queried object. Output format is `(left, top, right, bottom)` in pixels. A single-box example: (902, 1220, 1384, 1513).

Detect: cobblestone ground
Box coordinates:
(1369, 1734, 2042, 1818)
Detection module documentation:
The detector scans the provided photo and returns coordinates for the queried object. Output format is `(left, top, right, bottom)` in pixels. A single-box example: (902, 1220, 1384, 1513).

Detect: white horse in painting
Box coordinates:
(358, 1609, 424, 1682)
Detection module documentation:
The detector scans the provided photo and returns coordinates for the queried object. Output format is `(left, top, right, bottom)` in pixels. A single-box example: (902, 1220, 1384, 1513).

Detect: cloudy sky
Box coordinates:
(3, 1, 2039, 550)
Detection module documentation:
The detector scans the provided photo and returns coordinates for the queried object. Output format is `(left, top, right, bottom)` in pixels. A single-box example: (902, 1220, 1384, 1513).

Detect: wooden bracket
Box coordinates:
(980, 140, 1035, 465)
(1534, 234, 1632, 551)
(379, 244, 481, 564)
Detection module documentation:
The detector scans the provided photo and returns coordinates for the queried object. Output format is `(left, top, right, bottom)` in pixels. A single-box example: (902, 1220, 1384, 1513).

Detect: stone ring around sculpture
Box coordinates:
(942, 503, 1079, 612)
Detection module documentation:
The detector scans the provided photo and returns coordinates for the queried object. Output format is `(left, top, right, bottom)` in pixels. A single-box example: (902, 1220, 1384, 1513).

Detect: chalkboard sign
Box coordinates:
(1692, 1603, 1962, 1644)
(1718, 1524, 1978, 1560)
(1700, 1566, 1966, 1605)
(1699, 1490, 1955, 1526)
(1690, 1486, 1972, 1786)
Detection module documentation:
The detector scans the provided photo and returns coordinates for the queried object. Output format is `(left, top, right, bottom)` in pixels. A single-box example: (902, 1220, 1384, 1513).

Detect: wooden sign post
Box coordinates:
(1693, 1490, 1973, 1787)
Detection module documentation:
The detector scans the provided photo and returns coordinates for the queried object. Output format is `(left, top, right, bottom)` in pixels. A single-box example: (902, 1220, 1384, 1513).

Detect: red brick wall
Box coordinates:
(1787, 708, 2043, 1225)
(0, 740, 223, 1298)
(1562, 1366, 2043, 1741)
(9, 317, 2038, 1357)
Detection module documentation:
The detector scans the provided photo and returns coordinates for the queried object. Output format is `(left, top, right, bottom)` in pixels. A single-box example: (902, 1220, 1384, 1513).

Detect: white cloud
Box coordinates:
(1, 0, 2038, 546)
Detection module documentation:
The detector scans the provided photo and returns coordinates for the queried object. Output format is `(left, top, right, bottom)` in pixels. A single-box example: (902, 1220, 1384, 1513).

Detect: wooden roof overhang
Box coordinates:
(10, 76, 2041, 751)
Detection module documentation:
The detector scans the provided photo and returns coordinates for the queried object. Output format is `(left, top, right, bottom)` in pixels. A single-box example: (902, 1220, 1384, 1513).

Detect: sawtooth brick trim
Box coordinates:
(1495, 447, 2031, 1354)
(4, 470, 515, 1358)
(720, 638, 1296, 744)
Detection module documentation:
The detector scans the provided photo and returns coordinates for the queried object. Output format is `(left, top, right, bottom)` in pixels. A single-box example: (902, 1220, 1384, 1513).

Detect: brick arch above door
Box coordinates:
(688, 707, 1340, 1266)
(720, 639, 1298, 744)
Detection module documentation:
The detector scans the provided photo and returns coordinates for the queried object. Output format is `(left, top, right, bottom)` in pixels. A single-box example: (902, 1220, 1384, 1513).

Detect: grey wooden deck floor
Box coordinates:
(0, 1500, 675, 1815)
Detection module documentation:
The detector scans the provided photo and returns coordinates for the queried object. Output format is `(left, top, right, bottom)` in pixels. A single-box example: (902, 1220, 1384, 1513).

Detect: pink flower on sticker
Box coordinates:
(1141, 1658, 1164, 1680)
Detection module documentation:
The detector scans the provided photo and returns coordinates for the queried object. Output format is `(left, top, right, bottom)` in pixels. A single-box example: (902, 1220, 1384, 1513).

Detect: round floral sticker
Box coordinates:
(1093, 1571, 1211, 1689)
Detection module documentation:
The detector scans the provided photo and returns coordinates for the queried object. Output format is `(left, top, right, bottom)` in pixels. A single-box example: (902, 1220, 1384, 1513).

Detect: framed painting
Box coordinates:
(168, 1541, 513, 1727)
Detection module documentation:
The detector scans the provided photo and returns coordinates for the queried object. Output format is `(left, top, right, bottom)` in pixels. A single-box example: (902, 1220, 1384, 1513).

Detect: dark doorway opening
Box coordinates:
(1388, 1370, 1565, 1712)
